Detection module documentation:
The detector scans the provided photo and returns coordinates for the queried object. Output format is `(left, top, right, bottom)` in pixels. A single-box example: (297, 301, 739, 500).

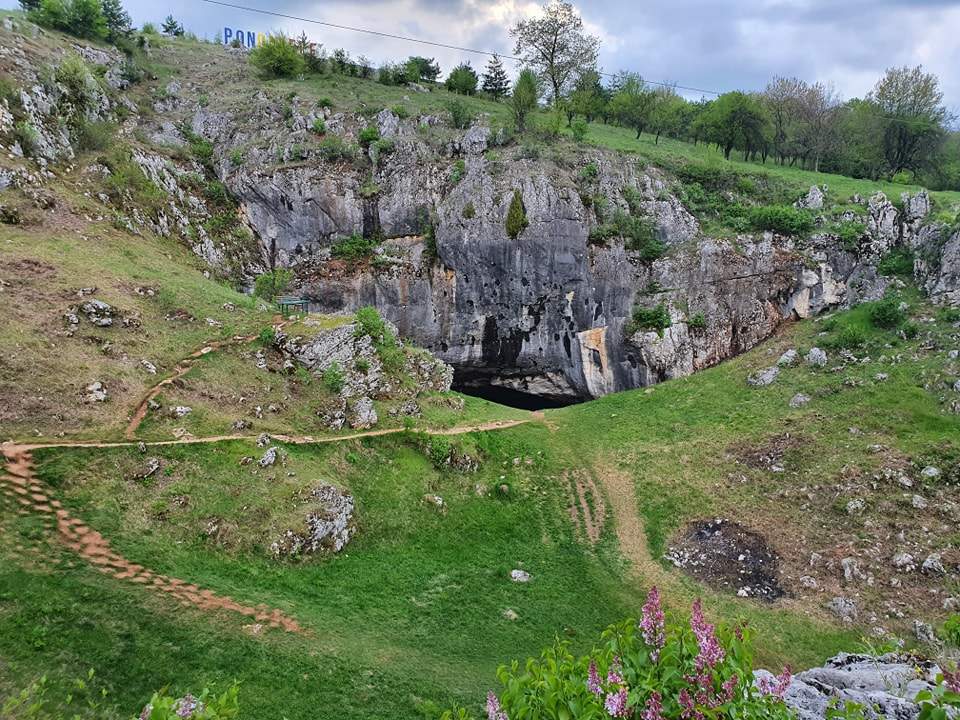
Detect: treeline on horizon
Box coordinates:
(13, 0, 960, 192)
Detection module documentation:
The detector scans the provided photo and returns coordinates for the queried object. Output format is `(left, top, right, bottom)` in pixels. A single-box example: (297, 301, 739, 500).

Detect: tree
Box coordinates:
(868, 65, 949, 176)
(31, 0, 108, 40)
(763, 76, 805, 165)
(568, 68, 605, 123)
(18, 0, 42, 10)
(249, 34, 306, 78)
(482, 54, 510, 100)
(608, 72, 657, 138)
(795, 82, 840, 172)
(510, 68, 539, 132)
(831, 99, 886, 180)
(405, 56, 440, 82)
(510, 0, 599, 104)
(649, 88, 687, 144)
(253, 268, 292, 303)
(101, 0, 131, 41)
(161, 14, 183, 36)
(445, 62, 478, 95)
(698, 91, 769, 160)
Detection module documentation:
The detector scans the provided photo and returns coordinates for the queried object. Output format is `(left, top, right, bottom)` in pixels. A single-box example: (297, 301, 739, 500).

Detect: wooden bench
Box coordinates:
(277, 296, 309, 315)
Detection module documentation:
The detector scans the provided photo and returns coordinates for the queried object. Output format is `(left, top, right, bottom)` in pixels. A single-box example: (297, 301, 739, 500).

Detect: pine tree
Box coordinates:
(482, 54, 510, 100)
(101, 0, 132, 41)
(18, 0, 42, 10)
(161, 14, 184, 36)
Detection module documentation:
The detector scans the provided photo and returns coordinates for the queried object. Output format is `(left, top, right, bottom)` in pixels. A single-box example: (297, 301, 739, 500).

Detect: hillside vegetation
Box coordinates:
(0, 4, 959, 720)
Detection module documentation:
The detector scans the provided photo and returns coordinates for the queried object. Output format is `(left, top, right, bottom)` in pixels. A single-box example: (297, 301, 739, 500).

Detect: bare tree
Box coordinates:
(510, 1, 599, 105)
(796, 82, 841, 172)
(763, 76, 805, 165)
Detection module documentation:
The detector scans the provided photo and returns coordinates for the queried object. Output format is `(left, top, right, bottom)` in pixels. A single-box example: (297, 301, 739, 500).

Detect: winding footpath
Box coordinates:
(2, 327, 537, 634)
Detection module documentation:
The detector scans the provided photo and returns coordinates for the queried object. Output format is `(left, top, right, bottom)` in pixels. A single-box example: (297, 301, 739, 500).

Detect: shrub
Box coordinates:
(943, 614, 960, 647)
(445, 62, 478, 95)
(321, 362, 345, 394)
(688, 312, 707, 330)
(579, 162, 598, 181)
(571, 118, 588, 142)
(464, 591, 794, 720)
(391, 104, 409, 119)
(257, 327, 276, 346)
(627, 303, 671, 335)
(249, 34, 305, 78)
(877, 247, 915, 279)
(253, 268, 292, 302)
(446, 99, 474, 130)
(824, 324, 868, 350)
(748, 205, 814, 235)
(32, 0, 107, 40)
(834, 221, 866, 251)
(358, 125, 380, 148)
(317, 97, 333, 109)
(867, 297, 906, 329)
(450, 158, 466, 184)
(331, 234, 377, 263)
(505, 190, 528, 239)
(229, 148, 245, 166)
(317, 135, 356, 162)
(462, 202, 476, 219)
(354, 306, 389, 342)
(589, 211, 665, 262)
(13, 121, 40, 155)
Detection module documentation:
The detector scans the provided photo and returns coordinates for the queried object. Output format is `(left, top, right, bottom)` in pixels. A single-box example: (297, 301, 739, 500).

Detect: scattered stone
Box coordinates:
(422, 494, 446, 512)
(170, 405, 192, 418)
(943, 597, 959, 612)
(137, 441, 146, 453)
(348, 396, 377, 429)
(256, 433, 271, 448)
(891, 553, 915, 571)
(138, 457, 161, 479)
(840, 557, 863, 584)
(910, 494, 927, 510)
(796, 185, 826, 211)
(140, 360, 157, 375)
(874, 372, 888, 382)
(827, 596, 857, 623)
(258, 447, 278, 467)
(232, 419, 251, 431)
(921, 553, 945, 575)
(510, 569, 531, 583)
(747, 366, 779, 387)
(919, 466, 940, 480)
(789, 393, 810, 408)
(80, 299, 115, 327)
(777, 349, 798, 366)
(799, 575, 819, 590)
(805, 347, 828, 367)
(913, 620, 936, 645)
(270, 484, 355, 559)
(845, 498, 865, 515)
(84, 381, 107, 403)
(222, 302, 235, 311)
(502, 608, 519, 621)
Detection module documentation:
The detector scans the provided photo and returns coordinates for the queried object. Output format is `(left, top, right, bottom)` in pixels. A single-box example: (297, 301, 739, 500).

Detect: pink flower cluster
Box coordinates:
(640, 691, 663, 720)
(486, 691, 508, 720)
(639, 587, 665, 660)
(586, 657, 631, 717)
(587, 660, 602, 696)
(758, 668, 792, 698)
(690, 599, 725, 671)
(604, 687, 630, 718)
(943, 667, 959, 694)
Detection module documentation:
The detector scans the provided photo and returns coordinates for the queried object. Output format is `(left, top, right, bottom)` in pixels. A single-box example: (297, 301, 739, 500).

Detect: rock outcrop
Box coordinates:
(756, 652, 946, 719)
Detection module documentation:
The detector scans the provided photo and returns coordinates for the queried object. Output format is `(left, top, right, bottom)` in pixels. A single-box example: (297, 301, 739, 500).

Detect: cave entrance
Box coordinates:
(452, 371, 580, 411)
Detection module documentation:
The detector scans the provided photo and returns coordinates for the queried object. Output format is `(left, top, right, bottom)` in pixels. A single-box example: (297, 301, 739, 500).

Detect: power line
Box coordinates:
(200, 0, 722, 96)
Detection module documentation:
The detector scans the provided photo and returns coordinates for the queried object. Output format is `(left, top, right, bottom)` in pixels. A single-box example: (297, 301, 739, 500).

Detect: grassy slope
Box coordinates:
(9, 296, 958, 716)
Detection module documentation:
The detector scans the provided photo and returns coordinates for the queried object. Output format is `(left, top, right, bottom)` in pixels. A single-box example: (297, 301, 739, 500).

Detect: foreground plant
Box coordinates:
(447, 588, 793, 719)
(136, 683, 240, 720)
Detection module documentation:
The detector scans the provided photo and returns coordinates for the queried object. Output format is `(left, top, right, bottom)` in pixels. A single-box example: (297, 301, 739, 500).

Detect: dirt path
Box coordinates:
(591, 460, 669, 584)
(0, 444, 302, 633)
(124, 333, 264, 440)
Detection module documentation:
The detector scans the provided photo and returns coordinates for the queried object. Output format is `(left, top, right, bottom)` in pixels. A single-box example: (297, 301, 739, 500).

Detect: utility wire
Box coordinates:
(200, 0, 721, 96)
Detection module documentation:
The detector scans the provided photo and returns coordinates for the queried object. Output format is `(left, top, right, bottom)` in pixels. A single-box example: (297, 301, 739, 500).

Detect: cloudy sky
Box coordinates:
(6, 0, 960, 109)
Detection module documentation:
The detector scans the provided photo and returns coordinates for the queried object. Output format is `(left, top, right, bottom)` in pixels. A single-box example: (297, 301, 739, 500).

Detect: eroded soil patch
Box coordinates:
(667, 518, 784, 601)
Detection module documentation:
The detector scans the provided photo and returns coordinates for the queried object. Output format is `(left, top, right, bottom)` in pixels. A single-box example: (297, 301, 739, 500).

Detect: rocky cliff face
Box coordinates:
(191, 104, 958, 400)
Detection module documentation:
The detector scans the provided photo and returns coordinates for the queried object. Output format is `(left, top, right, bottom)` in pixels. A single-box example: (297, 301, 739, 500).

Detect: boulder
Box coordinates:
(806, 347, 828, 367)
(747, 366, 780, 387)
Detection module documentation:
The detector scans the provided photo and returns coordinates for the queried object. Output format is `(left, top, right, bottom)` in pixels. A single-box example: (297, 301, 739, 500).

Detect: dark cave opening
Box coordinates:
(452, 370, 580, 411)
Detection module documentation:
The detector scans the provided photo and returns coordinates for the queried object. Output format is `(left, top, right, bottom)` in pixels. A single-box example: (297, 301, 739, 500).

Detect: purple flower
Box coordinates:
(943, 667, 959, 694)
(604, 687, 630, 718)
(139, 704, 153, 720)
(758, 667, 792, 698)
(678, 688, 703, 720)
(587, 660, 603, 696)
(639, 587, 665, 659)
(641, 691, 663, 720)
(172, 695, 203, 719)
(607, 655, 624, 685)
(690, 599, 725, 671)
(486, 691, 508, 720)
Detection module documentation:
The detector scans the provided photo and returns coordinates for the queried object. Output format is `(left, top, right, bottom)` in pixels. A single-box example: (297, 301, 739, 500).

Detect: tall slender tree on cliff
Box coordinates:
(102, 0, 132, 41)
(482, 55, 510, 100)
(510, 1, 599, 105)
